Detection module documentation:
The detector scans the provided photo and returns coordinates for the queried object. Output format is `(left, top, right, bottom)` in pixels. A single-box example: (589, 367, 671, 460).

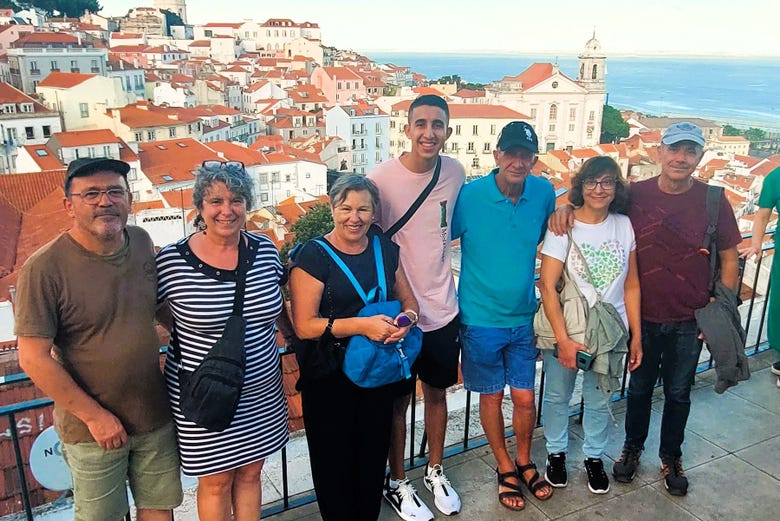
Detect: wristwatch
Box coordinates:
(404, 310, 419, 327)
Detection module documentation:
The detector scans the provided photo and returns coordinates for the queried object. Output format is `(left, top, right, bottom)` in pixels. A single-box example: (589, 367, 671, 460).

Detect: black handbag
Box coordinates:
(175, 238, 251, 432)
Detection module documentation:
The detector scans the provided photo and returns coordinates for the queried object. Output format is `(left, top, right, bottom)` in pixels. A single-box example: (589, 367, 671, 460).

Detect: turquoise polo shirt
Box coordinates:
(452, 169, 555, 328)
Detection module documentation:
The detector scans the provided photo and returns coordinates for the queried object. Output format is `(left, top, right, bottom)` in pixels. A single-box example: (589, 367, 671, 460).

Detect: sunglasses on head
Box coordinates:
(202, 160, 245, 172)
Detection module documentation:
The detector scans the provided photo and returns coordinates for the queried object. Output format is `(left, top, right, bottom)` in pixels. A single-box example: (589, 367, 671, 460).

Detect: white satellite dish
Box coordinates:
(29, 426, 72, 491)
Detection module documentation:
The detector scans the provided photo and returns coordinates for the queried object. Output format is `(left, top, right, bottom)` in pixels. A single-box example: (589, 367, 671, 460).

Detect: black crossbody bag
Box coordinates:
(175, 238, 251, 432)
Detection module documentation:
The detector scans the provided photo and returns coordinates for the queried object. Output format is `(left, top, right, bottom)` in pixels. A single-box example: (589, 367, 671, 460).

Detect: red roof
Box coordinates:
(0, 82, 44, 107)
(14, 32, 79, 46)
(52, 129, 119, 147)
(391, 100, 528, 119)
(20, 145, 63, 171)
(37, 71, 96, 88)
(138, 138, 220, 185)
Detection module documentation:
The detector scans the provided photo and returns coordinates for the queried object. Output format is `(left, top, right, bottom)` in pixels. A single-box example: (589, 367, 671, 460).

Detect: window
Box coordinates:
(375, 122, 381, 133)
(530, 108, 537, 118)
(128, 168, 137, 181)
(24, 127, 34, 139)
(472, 125, 479, 136)
(390, 120, 396, 129)
(592, 64, 598, 79)
(79, 103, 89, 118)
(135, 132, 143, 141)
(20, 103, 32, 113)
(169, 128, 176, 138)
(568, 124, 575, 132)
(569, 107, 576, 121)
(549, 124, 556, 132)
(147, 130, 156, 140)
(305, 172, 311, 178)
(338, 82, 342, 89)
(549, 104, 558, 119)
(271, 172, 280, 183)
(490, 124, 496, 135)
(70, 60, 78, 71)
(259, 173, 268, 184)
(376, 151, 381, 162)
(1, 104, 14, 114)
(589, 111, 595, 122)
(483, 142, 491, 153)
(29, 60, 38, 73)
(587, 129, 593, 139)
(42, 125, 51, 138)
(467, 142, 474, 152)
(285, 174, 291, 182)
(50, 60, 58, 70)
(260, 192, 269, 202)
(455, 125, 461, 136)
(472, 157, 479, 168)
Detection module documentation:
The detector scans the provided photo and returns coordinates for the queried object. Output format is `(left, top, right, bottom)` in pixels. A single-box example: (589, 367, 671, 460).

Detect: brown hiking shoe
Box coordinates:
(661, 457, 688, 496)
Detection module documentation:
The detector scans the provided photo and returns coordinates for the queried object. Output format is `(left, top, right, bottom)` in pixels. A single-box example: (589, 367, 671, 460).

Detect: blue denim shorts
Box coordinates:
(460, 323, 539, 393)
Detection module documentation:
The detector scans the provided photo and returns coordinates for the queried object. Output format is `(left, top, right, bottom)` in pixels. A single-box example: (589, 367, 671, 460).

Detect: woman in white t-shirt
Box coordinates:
(538, 156, 642, 495)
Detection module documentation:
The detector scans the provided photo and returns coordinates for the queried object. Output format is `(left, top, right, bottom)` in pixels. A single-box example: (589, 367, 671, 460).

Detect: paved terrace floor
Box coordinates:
(266, 350, 779, 521)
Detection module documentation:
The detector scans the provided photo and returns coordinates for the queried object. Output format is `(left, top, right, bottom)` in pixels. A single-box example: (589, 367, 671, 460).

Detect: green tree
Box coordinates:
(743, 127, 766, 143)
(723, 124, 741, 136)
(600, 104, 629, 143)
(161, 9, 183, 35)
(279, 203, 333, 263)
(461, 82, 486, 90)
(18, 0, 102, 16)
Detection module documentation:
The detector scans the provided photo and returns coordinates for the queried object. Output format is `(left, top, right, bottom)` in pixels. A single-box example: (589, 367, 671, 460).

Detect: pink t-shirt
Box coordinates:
(369, 156, 465, 331)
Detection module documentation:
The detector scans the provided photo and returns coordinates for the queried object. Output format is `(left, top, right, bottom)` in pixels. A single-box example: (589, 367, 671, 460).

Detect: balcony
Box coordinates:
(2, 234, 778, 521)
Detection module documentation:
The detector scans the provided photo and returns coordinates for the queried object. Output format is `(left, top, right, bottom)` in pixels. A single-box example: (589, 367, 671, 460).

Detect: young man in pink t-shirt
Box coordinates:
(369, 95, 465, 520)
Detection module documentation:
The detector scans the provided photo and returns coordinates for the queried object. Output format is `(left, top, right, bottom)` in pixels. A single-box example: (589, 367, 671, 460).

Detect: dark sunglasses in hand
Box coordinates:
(202, 160, 246, 172)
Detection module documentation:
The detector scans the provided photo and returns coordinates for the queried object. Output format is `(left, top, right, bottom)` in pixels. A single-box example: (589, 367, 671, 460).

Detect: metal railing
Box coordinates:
(1, 232, 774, 520)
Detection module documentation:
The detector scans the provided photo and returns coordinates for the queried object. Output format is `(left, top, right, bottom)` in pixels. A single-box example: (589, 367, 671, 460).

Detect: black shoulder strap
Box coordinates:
(232, 234, 252, 316)
(703, 185, 723, 293)
(385, 156, 441, 238)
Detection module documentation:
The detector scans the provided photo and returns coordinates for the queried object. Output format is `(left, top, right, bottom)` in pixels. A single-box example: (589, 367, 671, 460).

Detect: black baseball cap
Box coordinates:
(497, 121, 539, 153)
(65, 158, 131, 190)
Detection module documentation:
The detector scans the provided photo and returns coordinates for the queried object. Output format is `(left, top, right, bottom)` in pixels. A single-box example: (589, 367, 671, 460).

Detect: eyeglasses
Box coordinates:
(583, 179, 617, 191)
(69, 188, 127, 204)
(202, 160, 245, 172)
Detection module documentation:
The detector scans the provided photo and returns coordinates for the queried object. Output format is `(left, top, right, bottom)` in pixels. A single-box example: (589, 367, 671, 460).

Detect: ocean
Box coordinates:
(366, 52, 780, 132)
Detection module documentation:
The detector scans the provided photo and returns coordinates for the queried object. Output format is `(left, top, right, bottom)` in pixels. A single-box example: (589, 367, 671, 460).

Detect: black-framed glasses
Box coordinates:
(202, 160, 245, 172)
(69, 188, 127, 204)
(583, 179, 617, 191)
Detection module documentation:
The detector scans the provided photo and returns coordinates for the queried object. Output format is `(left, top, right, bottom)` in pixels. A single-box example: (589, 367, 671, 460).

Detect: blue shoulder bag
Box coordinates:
(314, 235, 422, 388)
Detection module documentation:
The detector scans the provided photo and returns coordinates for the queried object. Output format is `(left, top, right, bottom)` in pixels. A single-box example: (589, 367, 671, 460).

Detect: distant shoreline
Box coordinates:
(363, 49, 780, 60)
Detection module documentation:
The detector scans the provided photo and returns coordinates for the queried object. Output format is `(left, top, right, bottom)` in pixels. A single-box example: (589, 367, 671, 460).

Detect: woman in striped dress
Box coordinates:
(156, 161, 289, 520)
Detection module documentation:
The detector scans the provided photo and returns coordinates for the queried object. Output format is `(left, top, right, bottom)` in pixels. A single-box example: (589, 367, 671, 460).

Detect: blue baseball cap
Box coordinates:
(662, 122, 705, 147)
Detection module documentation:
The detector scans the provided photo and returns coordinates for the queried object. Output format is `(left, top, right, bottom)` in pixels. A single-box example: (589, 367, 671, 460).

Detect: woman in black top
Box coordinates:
(289, 174, 418, 521)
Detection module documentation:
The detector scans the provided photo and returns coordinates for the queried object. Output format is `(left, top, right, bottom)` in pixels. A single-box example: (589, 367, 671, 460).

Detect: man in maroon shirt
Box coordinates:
(551, 122, 741, 496)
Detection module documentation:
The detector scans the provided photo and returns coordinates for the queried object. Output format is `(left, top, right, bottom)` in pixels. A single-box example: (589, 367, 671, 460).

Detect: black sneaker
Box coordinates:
(771, 360, 780, 376)
(661, 457, 688, 496)
(545, 452, 568, 487)
(584, 458, 610, 494)
(612, 444, 642, 483)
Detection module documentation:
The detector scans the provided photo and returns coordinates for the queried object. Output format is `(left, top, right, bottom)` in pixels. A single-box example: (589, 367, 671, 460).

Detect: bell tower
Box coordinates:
(578, 30, 606, 93)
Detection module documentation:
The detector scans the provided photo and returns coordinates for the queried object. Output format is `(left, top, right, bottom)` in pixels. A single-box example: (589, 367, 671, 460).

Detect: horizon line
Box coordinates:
(359, 49, 780, 59)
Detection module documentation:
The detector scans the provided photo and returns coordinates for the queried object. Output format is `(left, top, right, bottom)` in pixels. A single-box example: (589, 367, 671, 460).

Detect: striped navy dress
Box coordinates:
(156, 231, 289, 476)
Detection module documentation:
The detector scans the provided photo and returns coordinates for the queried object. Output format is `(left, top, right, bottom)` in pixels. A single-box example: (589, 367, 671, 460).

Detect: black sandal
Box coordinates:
(516, 462, 554, 501)
(496, 468, 525, 511)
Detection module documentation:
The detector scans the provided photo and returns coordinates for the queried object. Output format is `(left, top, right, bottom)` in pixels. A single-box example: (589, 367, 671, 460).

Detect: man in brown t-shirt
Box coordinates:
(14, 158, 182, 521)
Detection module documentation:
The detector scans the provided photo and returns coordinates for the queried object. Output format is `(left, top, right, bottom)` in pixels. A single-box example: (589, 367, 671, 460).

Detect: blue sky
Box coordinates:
(105, 1, 778, 56)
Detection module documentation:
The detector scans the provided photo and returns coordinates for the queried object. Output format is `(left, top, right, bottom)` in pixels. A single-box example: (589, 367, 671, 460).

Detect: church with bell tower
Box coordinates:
(486, 33, 608, 150)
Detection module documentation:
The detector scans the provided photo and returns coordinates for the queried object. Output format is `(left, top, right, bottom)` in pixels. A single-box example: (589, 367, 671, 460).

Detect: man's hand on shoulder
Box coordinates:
(86, 409, 128, 450)
(548, 205, 575, 236)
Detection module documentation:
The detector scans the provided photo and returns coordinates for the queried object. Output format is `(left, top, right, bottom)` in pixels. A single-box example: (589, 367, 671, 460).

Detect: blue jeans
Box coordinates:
(542, 350, 610, 459)
(624, 320, 701, 459)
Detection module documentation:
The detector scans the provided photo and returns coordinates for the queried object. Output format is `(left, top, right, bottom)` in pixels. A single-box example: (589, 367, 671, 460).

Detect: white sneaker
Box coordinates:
(424, 464, 461, 516)
(383, 474, 434, 521)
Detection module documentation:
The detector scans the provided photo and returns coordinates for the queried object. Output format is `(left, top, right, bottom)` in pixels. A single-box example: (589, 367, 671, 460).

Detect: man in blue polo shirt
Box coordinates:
(452, 121, 555, 511)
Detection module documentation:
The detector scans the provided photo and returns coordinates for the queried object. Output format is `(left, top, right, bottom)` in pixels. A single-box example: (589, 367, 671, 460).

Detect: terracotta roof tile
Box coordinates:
(138, 138, 220, 185)
(36, 71, 96, 88)
(20, 145, 63, 171)
(51, 128, 119, 147)
(132, 200, 165, 212)
(0, 169, 66, 212)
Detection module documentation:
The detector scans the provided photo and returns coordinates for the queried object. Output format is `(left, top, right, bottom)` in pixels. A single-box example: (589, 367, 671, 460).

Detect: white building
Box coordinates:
(0, 82, 62, 173)
(389, 101, 532, 178)
(36, 72, 133, 131)
(325, 104, 389, 175)
(485, 35, 607, 151)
